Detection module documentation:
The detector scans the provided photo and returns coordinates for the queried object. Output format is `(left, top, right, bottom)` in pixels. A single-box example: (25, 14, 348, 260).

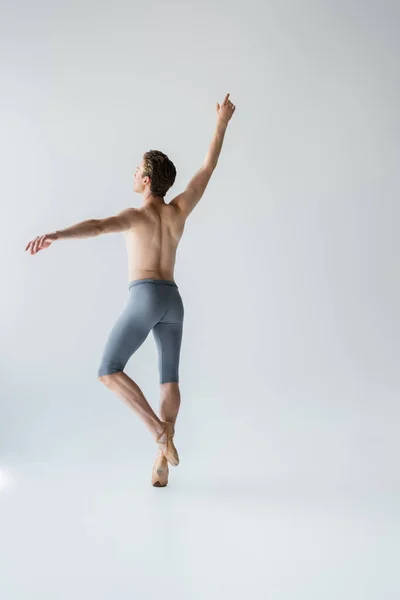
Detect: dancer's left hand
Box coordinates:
(25, 232, 58, 255)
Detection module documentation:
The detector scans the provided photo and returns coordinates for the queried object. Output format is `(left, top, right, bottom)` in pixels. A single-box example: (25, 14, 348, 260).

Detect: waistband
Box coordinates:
(128, 278, 178, 290)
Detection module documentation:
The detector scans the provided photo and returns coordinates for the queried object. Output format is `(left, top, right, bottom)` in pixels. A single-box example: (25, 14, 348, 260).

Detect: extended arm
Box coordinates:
(56, 208, 137, 239)
(25, 208, 137, 255)
(170, 93, 236, 219)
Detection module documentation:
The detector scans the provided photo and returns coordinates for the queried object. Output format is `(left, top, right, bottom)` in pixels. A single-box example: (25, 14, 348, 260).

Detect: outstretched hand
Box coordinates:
(25, 232, 58, 255)
(216, 93, 236, 124)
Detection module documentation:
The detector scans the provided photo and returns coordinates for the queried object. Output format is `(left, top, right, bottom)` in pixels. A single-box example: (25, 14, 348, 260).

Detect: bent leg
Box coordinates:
(99, 371, 164, 439)
(97, 309, 151, 378)
(97, 292, 164, 438)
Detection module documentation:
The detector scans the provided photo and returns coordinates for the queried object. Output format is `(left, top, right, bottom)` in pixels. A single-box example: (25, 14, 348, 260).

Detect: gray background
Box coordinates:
(1, 0, 399, 598)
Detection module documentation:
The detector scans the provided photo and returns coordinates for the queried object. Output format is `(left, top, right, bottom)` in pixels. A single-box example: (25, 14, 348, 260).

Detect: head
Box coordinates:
(133, 150, 177, 200)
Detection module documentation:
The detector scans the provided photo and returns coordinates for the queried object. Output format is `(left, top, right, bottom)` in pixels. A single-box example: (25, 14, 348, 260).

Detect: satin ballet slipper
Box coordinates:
(152, 451, 169, 487)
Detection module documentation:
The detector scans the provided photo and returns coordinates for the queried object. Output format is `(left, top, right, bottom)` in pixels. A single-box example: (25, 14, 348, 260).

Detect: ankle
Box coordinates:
(154, 421, 165, 440)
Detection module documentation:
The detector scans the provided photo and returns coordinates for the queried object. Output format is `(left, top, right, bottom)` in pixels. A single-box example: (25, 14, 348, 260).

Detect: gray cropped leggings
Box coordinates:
(97, 279, 184, 384)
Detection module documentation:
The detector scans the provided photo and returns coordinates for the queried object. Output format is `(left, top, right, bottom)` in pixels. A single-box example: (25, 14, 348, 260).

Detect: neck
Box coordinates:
(142, 191, 164, 206)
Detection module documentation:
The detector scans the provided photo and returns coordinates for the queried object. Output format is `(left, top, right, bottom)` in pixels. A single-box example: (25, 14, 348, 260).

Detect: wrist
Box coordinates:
(217, 117, 228, 129)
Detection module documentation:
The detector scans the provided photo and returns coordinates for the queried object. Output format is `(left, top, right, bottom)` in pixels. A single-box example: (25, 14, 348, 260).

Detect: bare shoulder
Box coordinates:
(169, 165, 214, 219)
(118, 206, 142, 224)
(119, 207, 144, 232)
(119, 207, 139, 217)
(167, 198, 187, 222)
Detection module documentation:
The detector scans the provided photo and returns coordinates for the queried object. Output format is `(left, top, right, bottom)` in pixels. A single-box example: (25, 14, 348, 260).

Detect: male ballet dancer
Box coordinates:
(25, 93, 236, 486)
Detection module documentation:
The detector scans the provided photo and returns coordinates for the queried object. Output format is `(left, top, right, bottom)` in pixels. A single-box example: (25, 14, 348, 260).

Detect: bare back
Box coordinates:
(124, 203, 186, 283)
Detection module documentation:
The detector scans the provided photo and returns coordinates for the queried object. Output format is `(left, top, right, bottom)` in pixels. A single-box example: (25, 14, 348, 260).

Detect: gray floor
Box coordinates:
(1, 404, 398, 600)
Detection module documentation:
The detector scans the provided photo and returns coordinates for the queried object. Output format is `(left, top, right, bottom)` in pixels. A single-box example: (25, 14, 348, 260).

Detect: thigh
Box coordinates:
(152, 321, 184, 384)
(152, 287, 184, 383)
(97, 300, 152, 377)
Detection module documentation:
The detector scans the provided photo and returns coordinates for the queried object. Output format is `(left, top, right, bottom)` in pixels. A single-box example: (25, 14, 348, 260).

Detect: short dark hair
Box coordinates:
(142, 150, 177, 197)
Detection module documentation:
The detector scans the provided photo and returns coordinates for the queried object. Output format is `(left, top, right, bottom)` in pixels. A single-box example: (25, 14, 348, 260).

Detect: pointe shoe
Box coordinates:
(156, 421, 180, 466)
(152, 452, 169, 487)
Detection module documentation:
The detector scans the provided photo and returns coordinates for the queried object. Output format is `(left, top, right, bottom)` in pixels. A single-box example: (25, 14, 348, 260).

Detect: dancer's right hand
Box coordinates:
(216, 93, 236, 125)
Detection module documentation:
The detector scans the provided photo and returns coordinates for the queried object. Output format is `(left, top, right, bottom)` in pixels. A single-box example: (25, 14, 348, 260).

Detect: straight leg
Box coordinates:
(99, 371, 164, 440)
(153, 382, 181, 475)
(159, 382, 181, 426)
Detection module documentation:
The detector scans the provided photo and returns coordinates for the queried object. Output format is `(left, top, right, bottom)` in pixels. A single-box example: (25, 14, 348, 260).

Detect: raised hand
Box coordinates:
(25, 232, 58, 255)
(216, 93, 236, 125)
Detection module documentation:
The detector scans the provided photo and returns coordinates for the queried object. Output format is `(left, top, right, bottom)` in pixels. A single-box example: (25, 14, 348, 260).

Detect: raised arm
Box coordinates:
(170, 93, 236, 219)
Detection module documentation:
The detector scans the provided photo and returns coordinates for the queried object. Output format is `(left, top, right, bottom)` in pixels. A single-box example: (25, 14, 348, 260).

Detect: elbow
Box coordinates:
(92, 219, 103, 236)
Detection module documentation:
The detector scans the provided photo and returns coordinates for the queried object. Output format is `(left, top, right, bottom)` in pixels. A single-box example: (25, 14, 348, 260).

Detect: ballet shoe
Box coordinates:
(152, 451, 169, 487)
(156, 421, 180, 466)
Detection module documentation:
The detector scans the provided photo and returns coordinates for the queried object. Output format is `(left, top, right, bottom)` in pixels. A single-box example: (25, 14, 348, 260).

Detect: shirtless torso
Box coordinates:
(124, 201, 186, 283)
